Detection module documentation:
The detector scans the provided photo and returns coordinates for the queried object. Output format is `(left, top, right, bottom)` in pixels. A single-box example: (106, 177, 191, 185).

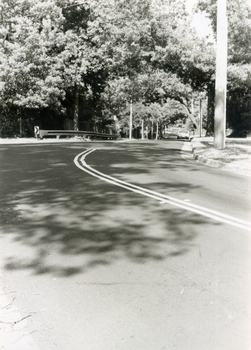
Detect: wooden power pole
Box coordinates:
(214, 0, 228, 149)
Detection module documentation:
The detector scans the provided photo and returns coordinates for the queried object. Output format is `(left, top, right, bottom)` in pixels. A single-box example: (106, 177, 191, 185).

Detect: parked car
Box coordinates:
(177, 129, 190, 139)
(163, 128, 180, 139)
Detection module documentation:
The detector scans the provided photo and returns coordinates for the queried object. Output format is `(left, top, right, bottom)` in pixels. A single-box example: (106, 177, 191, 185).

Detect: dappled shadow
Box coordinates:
(91, 144, 203, 195)
(0, 141, 220, 277)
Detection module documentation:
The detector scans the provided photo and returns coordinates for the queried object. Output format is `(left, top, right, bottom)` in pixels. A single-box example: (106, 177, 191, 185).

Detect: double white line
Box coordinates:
(74, 149, 251, 231)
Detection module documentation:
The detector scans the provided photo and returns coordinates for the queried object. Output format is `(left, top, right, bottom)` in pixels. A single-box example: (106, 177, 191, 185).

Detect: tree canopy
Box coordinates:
(0, 0, 250, 137)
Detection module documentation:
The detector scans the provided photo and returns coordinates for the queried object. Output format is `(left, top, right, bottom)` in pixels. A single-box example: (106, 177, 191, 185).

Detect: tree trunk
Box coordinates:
(20, 117, 23, 137)
(73, 86, 79, 131)
(181, 102, 199, 129)
(173, 97, 199, 129)
(206, 82, 215, 136)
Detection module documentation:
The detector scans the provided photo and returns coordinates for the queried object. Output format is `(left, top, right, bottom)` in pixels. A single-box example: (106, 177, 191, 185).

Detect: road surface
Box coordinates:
(0, 140, 250, 350)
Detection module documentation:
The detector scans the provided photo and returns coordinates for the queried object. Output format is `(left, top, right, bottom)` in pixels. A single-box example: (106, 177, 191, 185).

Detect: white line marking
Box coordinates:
(74, 149, 251, 231)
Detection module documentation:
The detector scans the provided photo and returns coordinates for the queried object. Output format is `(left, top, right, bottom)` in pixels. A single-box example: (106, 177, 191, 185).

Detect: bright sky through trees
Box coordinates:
(186, 0, 213, 40)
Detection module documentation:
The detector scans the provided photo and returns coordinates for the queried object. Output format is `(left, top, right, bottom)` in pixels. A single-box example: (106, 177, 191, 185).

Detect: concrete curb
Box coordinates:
(192, 152, 223, 168)
(191, 139, 251, 176)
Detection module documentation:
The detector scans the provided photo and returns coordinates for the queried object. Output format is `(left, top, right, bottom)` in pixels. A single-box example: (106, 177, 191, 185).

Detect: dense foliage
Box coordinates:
(0, 0, 250, 137)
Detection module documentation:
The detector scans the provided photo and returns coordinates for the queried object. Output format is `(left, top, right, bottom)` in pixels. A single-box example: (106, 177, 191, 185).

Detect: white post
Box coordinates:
(200, 97, 202, 137)
(141, 119, 144, 139)
(129, 100, 133, 140)
(214, 0, 227, 149)
(156, 121, 159, 140)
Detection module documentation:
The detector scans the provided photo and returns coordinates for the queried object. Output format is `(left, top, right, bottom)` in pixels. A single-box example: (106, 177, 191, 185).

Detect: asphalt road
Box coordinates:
(0, 140, 250, 350)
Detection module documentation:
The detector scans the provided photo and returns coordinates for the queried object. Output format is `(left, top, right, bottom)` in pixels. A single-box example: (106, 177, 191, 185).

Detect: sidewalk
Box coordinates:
(191, 136, 251, 176)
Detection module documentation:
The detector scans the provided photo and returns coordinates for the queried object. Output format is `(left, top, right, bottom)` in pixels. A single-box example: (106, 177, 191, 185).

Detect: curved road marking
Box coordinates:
(74, 149, 251, 231)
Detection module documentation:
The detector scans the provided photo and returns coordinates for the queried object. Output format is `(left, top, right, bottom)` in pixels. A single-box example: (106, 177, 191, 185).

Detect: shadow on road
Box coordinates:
(0, 142, 219, 277)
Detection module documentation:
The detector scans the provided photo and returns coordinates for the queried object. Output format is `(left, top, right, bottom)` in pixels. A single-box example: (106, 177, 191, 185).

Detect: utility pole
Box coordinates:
(0, 82, 4, 138)
(129, 100, 133, 140)
(214, 0, 228, 149)
(199, 96, 202, 137)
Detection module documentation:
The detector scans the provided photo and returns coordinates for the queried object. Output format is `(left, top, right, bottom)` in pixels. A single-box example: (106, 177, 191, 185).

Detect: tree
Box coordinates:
(138, 71, 202, 128)
(0, 0, 220, 137)
(0, 0, 69, 135)
(0, 0, 110, 133)
(104, 0, 214, 130)
(0, 0, 67, 108)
